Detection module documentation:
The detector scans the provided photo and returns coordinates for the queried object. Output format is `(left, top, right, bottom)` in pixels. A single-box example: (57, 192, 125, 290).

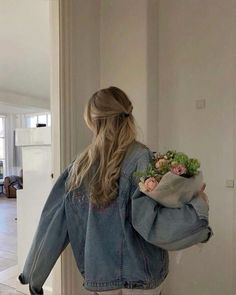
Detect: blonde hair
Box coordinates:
(66, 86, 138, 208)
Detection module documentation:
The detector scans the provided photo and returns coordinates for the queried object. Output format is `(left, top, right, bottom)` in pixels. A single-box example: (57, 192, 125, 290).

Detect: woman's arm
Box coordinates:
(18, 164, 72, 294)
(131, 148, 213, 251)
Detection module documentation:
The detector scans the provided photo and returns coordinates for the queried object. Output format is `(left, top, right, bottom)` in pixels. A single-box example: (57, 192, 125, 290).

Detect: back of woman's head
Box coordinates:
(66, 86, 138, 208)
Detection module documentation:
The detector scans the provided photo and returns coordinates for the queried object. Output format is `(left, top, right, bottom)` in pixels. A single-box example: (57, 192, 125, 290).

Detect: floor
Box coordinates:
(0, 193, 28, 294)
(0, 282, 26, 295)
(0, 193, 53, 295)
(0, 194, 17, 272)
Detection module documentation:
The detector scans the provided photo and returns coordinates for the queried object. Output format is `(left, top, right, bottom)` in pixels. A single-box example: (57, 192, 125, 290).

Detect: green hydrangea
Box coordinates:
(186, 158, 200, 176)
(133, 149, 201, 180)
(173, 152, 189, 165)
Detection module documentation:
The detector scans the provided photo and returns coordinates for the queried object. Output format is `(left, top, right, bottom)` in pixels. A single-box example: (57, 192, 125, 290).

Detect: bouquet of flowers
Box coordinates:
(133, 150, 204, 208)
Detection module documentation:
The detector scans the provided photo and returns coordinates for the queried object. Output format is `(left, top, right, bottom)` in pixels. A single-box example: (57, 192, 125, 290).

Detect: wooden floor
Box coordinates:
(0, 194, 27, 294)
(0, 194, 53, 295)
(0, 283, 26, 295)
(0, 194, 17, 272)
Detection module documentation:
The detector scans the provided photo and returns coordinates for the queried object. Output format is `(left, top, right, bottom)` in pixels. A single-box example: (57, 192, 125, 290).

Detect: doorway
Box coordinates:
(0, 0, 52, 294)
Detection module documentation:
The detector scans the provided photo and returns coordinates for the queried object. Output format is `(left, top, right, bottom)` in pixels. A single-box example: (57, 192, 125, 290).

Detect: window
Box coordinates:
(0, 116, 6, 180)
(25, 112, 51, 128)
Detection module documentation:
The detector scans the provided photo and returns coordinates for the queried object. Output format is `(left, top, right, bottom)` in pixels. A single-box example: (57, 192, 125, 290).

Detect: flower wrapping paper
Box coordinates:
(139, 170, 204, 208)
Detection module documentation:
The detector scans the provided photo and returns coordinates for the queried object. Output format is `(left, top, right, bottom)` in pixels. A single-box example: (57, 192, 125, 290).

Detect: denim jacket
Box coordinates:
(18, 140, 213, 294)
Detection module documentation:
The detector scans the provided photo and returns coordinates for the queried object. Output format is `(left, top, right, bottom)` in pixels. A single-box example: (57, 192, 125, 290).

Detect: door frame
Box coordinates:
(49, 0, 62, 294)
(234, 91, 236, 291)
(50, 1, 77, 294)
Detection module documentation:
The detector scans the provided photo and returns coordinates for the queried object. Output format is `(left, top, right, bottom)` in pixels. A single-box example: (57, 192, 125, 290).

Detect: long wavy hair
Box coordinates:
(66, 86, 138, 208)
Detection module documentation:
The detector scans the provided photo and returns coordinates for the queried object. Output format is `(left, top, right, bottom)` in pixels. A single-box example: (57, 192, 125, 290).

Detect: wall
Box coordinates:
(100, 0, 159, 150)
(0, 0, 50, 100)
(70, 0, 101, 155)
(157, 0, 236, 294)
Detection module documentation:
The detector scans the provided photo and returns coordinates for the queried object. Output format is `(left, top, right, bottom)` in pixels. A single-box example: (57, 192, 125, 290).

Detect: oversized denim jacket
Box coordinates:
(18, 140, 213, 294)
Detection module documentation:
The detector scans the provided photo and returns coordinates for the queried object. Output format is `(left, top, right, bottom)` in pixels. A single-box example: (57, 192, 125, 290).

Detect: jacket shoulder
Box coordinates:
(121, 141, 154, 176)
(130, 140, 154, 160)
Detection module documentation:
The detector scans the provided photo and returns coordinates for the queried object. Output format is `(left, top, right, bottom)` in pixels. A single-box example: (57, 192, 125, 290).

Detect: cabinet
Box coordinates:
(15, 127, 53, 294)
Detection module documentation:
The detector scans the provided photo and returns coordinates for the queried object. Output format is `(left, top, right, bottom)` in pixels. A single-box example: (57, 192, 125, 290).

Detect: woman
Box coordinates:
(18, 86, 212, 295)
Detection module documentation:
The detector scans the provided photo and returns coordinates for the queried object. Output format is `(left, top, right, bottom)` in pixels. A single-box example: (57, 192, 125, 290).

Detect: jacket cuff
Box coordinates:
(29, 285, 44, 295)
(18, 273, 27, 285)
(188, 196, 209, 220)
(18, 273, 43, 295)
(201, 226, 214, 243)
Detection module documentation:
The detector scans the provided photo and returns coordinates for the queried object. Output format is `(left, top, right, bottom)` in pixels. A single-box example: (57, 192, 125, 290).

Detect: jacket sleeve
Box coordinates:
(131, 148, 214, 251)
(18, 163, 73, 295)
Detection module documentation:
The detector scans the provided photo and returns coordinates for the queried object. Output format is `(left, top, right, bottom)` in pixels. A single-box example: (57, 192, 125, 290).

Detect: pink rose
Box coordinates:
(144, 177, 158, 192)
(171, 164, 187, 175)
(155, 159, 168, 169)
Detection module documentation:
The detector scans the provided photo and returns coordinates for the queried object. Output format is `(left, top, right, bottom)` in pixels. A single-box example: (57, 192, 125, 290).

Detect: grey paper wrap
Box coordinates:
(139, 171, 204, 208)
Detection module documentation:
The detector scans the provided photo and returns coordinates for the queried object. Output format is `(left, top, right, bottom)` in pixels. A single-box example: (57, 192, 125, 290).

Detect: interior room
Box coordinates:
(0, 0, 235, 295)
(0, 0, 51, 294)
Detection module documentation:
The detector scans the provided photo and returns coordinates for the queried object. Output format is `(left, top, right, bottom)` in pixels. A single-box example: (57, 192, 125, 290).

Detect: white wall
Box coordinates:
(157, 0, 236, 294)
(100, 0, 159, 151)
(65, 0, 101, 160)
(62, 0, 158, 156)
(100, 0, 148, 143)
(0, 0, 50, 100)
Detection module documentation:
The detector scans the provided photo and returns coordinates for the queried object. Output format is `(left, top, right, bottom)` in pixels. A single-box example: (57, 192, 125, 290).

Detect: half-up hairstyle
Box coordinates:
(66, 86, 138, 208)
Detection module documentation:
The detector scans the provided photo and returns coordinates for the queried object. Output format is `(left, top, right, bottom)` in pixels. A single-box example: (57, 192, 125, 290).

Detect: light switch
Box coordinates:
(226, 179, 234, 188)
(196, 99, 206, 109)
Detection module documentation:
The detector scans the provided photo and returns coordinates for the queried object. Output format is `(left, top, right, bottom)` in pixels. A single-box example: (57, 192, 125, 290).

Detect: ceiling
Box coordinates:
(0, 0, 50, 103)
(0, 102, 46, 114)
